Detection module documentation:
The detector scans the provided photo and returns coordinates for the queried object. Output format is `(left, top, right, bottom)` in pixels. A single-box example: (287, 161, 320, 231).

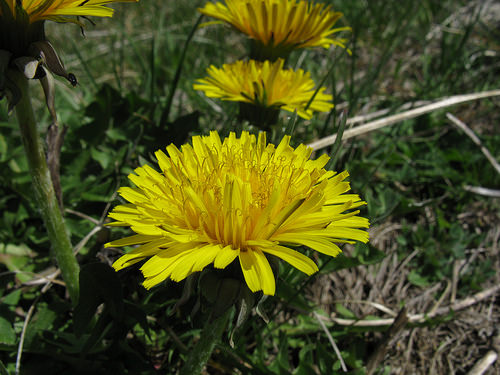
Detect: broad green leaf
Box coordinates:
(0, 315, 15, 345)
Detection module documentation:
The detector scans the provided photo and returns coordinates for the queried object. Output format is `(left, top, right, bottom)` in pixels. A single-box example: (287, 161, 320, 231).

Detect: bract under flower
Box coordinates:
(106, 131, 369, 295)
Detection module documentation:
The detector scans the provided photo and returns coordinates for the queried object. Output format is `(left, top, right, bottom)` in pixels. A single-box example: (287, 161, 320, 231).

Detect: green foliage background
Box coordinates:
(0, 0, 499, 374)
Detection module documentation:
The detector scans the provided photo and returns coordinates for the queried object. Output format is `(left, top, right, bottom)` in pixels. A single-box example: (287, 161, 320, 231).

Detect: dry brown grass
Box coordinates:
(306, 198, 500, 374)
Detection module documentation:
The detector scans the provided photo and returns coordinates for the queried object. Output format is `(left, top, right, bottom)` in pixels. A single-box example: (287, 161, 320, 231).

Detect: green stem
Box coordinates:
(12, 70, 79, 305)
(179, 308, 231, 375)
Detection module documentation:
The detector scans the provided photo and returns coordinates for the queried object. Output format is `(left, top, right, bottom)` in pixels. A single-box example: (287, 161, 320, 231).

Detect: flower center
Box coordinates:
(159, 138, 323, 251)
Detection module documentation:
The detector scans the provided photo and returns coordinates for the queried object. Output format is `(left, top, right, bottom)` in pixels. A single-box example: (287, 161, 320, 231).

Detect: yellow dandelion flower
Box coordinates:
(193, 59, 333, 120)
(0, 0, 138, 56)
(106, 131, 369, 295)
(0, 0, 138, 23)
(198, 0, 350, 59)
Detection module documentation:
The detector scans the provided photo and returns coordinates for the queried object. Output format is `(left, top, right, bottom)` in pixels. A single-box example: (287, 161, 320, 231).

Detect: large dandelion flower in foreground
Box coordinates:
(193, 59, 333, 120)
(198, 0, 350, 59)
(106, 131, 369, 295)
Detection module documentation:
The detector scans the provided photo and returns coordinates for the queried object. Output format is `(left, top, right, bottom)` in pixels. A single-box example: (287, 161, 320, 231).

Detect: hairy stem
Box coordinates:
(12, 70, 79, 304)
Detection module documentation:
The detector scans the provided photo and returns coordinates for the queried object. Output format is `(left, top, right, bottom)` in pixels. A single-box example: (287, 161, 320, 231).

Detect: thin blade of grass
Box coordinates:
(284, 110, 299, 137)
(70, 39, 97, 90)
(159, 15, 203, 125)
(325, 109, 347, 171)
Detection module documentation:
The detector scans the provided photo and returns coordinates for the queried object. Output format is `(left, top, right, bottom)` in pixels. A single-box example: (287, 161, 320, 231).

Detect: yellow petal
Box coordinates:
(112, 238, 172, 271)
(239, 249, 275, 295)
(262, 245, 318, 275)
(214, 245, 239, 269)
(273, 233, 342, 257)
(105, 234, 159, 248)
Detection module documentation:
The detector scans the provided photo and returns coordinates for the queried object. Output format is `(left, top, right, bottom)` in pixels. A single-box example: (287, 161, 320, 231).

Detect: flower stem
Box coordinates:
(179, 308, 231, 375)
(12, 70, 79, 305)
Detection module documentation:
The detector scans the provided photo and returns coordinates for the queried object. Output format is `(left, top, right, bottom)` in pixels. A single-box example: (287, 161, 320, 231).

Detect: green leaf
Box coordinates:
(0, 314, 15, 345)
(295, 343, 316, 374)
(0, 244, 34, 283)
(408, 270, 430, 287)
(280, 332, 293, 371)
(0, 243, 34, 257)
(320, 253, 361, 273)
(354, 243, 386, 265)
(276, 281, 313, 312)
(0, 359, 8, 375)
(82, 313, 113, 353)
(0, 134, 7, 162)
(2, 289, 21, 305)
(90, 147, 112, 169)
(335, 304, 357, 319)
(23, 302, 58, 349)
(317, 342, 335, 374)
(74, 263, 123, 337)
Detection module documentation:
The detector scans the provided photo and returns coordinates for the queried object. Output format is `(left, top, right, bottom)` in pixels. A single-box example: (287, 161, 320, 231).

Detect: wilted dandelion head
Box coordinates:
(193, 59, 333, 120)
(198, 0, 350, 59)
(106, 131, 369, 295)
(0, 0, 138, 112)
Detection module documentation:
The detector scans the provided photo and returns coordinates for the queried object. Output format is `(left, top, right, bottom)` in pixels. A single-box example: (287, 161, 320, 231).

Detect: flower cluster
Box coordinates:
(194, 0, 350, 126)
(106, 131, 369, 295)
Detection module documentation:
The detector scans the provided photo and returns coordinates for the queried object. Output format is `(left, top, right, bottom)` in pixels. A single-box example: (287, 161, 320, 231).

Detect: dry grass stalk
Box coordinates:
(307, 90, 500, 151)
(466, 350, 498, 375)
(323, 284, 500, 327)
